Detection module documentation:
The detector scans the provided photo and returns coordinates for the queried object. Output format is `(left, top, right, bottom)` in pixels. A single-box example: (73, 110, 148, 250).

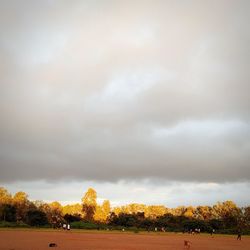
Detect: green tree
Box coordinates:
(25, 209, 48, 226)
(0, 204, 16, 222)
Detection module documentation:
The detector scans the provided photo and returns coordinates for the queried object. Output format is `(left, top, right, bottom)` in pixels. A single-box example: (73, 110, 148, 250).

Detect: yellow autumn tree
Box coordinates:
(81, 188, 97, 221)
(45, 201, 64, 227)
(0, 187, 12, 205)
(183, 206, 195, 218)
(172, 206, 186, 216)
(94, 200, 111, 223)
(213, 201, 238, 219)
(125, 203, 146, 214)
(0, 187, 14, 221)
(62, 203, 82, 216)
(196, 206, 214, 220)
(113, 206, 122, 216)
(145, 205, 167, 219)
(13, 191, 29, 222)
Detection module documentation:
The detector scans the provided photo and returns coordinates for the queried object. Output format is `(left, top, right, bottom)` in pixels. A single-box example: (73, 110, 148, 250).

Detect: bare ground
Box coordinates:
(0, 230, 249, 250)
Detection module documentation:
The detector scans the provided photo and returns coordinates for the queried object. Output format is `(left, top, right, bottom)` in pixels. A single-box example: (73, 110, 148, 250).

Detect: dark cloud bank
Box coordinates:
(0, 1, 250, 184)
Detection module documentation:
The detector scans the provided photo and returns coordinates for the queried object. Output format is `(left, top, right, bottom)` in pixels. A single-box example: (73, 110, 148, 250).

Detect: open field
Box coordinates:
(0, 229, 249, 250)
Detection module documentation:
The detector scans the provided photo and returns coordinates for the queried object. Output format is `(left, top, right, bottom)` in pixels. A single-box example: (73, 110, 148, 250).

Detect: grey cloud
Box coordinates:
(0, 1, 250, 183)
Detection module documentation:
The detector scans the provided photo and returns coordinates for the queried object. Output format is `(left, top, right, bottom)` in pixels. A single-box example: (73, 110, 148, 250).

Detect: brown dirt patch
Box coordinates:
(0, 230, 249, 250)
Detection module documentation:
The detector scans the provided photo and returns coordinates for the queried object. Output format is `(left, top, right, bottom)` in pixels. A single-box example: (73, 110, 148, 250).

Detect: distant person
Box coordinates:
(63, 224, 66, 230)
(237, 231, 242, 240)
(67, 224, 71, 231)
(184, 240, 191, 249)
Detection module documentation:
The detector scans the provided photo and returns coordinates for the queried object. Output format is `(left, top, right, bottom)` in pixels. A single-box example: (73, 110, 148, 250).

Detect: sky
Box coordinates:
(0, 0, 250, 207)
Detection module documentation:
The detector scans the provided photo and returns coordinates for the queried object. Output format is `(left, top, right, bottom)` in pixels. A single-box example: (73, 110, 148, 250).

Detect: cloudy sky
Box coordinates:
(0, 0, 250, 207)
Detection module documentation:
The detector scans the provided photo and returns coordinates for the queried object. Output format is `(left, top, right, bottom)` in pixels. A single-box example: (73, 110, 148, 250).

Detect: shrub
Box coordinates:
(71, 221, 99, 229)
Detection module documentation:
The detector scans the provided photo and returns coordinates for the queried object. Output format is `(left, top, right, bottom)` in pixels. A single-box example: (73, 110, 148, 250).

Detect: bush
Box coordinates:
(183, 219, 210, 232)
(64, 214, 81, 223)
(216, 228, 238, 235)
(25, 209, 48, 226)
(0, 221, 29, 228)
(71, 221, 100, 229)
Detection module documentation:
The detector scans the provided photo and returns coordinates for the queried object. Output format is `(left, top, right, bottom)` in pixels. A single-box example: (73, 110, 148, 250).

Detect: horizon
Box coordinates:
(1, 185, 247, 210)
(1, 183, 249, 209)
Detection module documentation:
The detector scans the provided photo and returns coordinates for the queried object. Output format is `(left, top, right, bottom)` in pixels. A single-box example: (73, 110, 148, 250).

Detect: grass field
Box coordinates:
(0, 229, 249, 250)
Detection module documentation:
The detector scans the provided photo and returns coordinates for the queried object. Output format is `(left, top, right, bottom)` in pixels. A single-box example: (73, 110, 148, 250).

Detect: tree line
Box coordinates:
(0, 187, 249, 234)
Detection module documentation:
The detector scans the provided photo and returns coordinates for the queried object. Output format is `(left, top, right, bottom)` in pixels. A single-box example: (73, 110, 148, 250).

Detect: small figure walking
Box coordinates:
(67, 223, 71, 231)
(184, 240, 191, 249)
(237, 232, 242, 241)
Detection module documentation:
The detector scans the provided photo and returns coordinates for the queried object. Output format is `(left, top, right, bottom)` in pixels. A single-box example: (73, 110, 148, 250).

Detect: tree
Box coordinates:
(213, 201, 239, 228)
(25, 209, 48, 226)
(213, 201, 238, 219)
(184, 206, 195, 218)
(195, 206, 214, 220)
(172, 206, 186, 216)
(81, 188, 97, 221)
(102, 200, 111, 222)
(0, 187, 14, 221)
(62, 203, 82, 217)
(49, 201, 64, 227)
(0, 187, 12, 205)
(94, 200, 111, 223)
(145, 205, 167, 219)
(244, 206, 250, 226)
(0, 204, 16, 222)
(39, 201, 64, 227)
(125, 203, 146, 214)
(110, 213, 138, 227)
(13, 191, 29, 222)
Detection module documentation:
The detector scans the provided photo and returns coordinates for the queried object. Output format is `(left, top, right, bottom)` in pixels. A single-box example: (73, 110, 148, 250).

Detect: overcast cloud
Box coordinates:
(0, 0, 250, 205)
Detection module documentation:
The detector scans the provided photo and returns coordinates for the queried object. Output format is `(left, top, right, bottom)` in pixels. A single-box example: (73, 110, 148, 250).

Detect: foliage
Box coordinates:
(0, 221, 29, 228)
(81, 188, 97, 221)
(0, 187, 12, 204)
(94, 200, 111, 223)
(71, 221, 100, 229)
(0, 204, 16, 222)
(13, 191, 30, 222)
(0, 186, 249, 234)
(64, 213, 82, 223)
(25, 209, 48, 226)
